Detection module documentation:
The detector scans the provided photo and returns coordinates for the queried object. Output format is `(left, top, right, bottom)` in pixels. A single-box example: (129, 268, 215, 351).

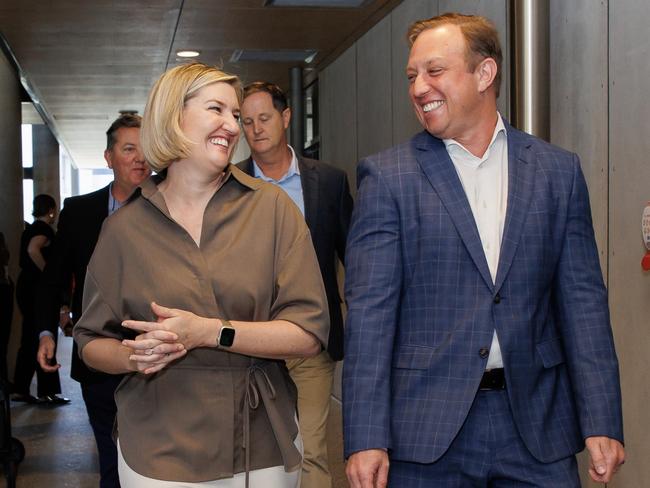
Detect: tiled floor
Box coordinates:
(4, 334, 349, 487)
(7, 334, 99, 487)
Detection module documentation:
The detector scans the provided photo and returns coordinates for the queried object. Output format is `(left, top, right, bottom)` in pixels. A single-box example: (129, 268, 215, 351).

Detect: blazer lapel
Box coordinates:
(96, 184, 111, 221)
(494, 125, 536, 292)
(239, 157, 255, 177)
(298, 157, 319, 233)
(414, 132, 494, 291)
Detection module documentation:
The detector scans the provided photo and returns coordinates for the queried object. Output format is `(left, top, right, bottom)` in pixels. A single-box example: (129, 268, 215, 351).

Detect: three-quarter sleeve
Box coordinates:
(72, 221, 126, 357)
(270, 192, 330, 348)
(72, 269, 124, 357)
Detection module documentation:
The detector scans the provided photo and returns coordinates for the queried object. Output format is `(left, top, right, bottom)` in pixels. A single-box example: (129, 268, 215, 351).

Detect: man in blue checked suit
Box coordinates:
(343, 12, 625, 488)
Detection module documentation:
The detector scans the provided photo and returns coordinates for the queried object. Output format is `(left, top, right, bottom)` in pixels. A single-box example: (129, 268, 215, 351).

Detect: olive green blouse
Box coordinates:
(74, 165, 329, 482)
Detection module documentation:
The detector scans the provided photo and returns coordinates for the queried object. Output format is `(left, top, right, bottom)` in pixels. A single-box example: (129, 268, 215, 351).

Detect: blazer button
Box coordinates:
(493, 293, 501, 304)
(479, 347, 489, 359)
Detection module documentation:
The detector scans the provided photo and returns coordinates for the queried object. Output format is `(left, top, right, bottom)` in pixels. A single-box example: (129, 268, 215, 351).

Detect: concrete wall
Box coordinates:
(607, 0, 650, 485)
(319, 45, 357, 189)
(321, 0, 650, 484)
(550, 0, 609, 274)
(549, 2, 610, 484)
(320, 0, 508, 183)
(550, 0, 650, 485)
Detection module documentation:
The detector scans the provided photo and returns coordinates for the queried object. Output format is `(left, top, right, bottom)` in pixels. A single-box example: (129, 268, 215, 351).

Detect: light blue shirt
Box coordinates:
(252, 146, 305, 216)
(108, 183, 128, 216)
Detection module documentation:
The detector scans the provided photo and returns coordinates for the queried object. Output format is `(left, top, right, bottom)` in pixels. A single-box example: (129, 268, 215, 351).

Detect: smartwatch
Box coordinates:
(217, 319, 236, 348)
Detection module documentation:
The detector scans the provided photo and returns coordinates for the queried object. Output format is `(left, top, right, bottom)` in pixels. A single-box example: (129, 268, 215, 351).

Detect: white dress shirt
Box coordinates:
(443, 113, 508, 370)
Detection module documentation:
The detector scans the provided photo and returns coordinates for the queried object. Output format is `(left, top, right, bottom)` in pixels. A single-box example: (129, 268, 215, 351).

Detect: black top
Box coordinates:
(19, 220, 54, 278)
(37, 185, 111, 383)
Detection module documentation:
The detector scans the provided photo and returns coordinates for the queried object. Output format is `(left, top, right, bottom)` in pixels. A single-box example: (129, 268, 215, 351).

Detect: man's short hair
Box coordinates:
(141, 62, 242, 172)
(243, 82, 288, 113)
(106, 114, 142, 151)
(407, 12, 503, 97)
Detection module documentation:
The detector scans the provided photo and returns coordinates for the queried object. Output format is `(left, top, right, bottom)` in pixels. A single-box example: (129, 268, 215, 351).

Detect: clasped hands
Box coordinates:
(122, 301, 212, 374)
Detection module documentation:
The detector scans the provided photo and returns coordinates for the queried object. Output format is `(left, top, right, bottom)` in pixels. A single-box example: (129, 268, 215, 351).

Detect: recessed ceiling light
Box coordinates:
(176, 50, 200, 58)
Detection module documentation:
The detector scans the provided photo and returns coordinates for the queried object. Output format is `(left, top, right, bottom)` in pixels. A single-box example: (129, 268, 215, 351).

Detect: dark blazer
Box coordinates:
(37, 184, 116, 383)
(343, 122, 623, 464)
(238, 156, 352, 360)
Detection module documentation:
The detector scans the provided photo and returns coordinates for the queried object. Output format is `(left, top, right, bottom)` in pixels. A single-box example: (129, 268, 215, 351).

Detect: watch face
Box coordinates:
(219, 327, 236, 347)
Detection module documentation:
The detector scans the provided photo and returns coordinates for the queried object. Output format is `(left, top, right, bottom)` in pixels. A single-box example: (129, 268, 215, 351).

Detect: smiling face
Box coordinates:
(240, 91, 290, 158)
(180, 81, 241, 174)
(104, 126, 150, 190)
(407, 24, 493, 143)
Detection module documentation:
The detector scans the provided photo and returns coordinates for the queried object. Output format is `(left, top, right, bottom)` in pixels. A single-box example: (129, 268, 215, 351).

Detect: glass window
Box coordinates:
(303, 81, 319, 159)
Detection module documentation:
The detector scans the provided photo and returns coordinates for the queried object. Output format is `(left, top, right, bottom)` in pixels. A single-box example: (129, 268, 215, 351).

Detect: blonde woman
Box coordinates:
(73, 63, 329, 487)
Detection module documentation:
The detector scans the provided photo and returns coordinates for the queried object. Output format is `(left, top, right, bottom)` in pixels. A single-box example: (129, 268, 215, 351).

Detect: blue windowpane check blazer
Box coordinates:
(342, 121, 623, 464)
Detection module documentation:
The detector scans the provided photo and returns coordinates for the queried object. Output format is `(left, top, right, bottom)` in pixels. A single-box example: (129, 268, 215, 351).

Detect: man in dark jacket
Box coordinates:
(239, 81, 353, 488)
(36, 114, 150, 488)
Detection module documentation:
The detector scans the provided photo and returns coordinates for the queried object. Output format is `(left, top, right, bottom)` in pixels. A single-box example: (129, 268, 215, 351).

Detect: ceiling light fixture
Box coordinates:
(176, 50, 200, 58)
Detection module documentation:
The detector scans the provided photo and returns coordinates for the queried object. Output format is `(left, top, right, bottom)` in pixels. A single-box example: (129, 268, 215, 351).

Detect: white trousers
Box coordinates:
(117, 428, 303, 488)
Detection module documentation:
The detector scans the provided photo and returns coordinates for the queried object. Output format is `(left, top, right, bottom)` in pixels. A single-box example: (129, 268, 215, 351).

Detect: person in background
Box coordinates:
(238, 81, 352, 488)
(37, 113, 150, 488)
(73, 62, 329, 487)
(12, 194, 68, 405)
(0, 231, 13, 386)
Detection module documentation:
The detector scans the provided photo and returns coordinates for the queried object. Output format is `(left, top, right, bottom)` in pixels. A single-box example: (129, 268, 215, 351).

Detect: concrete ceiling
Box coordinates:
(0, 0, 400, 168)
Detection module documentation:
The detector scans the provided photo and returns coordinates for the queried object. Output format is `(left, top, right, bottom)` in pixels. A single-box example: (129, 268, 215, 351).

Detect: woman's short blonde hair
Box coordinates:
(142, 62, 242, 172)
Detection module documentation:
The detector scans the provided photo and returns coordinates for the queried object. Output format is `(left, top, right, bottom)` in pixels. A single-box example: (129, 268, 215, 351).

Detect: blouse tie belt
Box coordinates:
(243, 362, 302, 488)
